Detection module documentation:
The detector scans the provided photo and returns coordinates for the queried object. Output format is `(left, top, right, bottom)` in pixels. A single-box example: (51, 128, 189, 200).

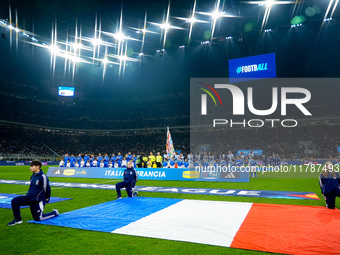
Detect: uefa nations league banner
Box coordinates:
(47, 167, 249, 182)
(0, 161, 59, 166)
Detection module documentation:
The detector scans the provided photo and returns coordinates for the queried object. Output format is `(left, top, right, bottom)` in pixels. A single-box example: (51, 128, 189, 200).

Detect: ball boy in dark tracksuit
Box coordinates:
(319, 161, 340, 209)
(116, 161, 138, 199)
(7, 161, 59, 226)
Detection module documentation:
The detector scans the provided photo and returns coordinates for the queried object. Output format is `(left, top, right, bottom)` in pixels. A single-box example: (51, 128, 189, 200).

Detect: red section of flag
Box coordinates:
(231, 203, 340, 255)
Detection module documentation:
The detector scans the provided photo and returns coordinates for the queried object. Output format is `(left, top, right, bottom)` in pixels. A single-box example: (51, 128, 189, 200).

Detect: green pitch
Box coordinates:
(0, 165, 335, 255)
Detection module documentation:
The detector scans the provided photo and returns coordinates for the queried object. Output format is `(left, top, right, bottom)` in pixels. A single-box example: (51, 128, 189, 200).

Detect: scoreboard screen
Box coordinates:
(229, 53, 277, 83)
(58, 87, 75, 97)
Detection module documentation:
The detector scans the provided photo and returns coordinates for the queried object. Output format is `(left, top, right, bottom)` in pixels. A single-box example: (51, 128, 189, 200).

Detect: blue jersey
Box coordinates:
(117, 155, 123, 161)
(26, 170, 51, 203)
(163, 161, 168, 168)
(64, 156, 70, 165)
(127, 154, 132, 161)
(184, 161, 189, 168)
(111, 156, 116, 162)
(319, 172, 340, 195)
(250, 160, 256, 167)
(123, 168, 138, 183)
(77, 156, 82, 163)
(177, 161, 183, 167)
(97, 156, 103, 163)
(104, 156, 109, 163)
(84, 155, 89, 163)
(70, 156, 76, 164)
(236, 159, 243, 166)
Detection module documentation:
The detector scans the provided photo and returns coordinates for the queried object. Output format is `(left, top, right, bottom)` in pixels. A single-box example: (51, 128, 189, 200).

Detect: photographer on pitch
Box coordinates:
(7, 161, 59, 226)
(115, 161, 138, 199)
(319, 161, 340, 209)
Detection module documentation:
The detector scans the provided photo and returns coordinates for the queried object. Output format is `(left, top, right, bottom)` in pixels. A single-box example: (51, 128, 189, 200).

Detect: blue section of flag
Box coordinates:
(29, 197, 182, 232)
(0, 193, 71, 209)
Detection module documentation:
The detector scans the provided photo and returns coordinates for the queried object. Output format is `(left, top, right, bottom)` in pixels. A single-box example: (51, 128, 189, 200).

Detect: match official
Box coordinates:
(116, 161, 138, 199)
(7, 161, 59, 226)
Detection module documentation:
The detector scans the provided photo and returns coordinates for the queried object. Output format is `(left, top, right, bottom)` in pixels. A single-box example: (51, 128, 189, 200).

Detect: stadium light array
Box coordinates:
(91, 38, 102, 45)
(138, 52, 144, 56)
(186, 17, 197, 24)
(160, 22, 171, 30)
(72, 43, 82, 49)
(291, 24, 302, 28)
(324, 18, 333, 22)
(201, 40, 209, 44)
(226, 36, 232, 39)
(114, 32, 127, 41)
(264, 29, 272, 32)
(136, 28, 148, 34)
(119, 55, 128, 61)
(49, 45, 59, 54)
(266, 0, 275, 7)
(211, 10, 224, 20)
(179, 45, 185, 48)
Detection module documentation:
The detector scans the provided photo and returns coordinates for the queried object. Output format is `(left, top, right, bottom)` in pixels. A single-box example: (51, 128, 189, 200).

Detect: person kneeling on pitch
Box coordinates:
(7, 161, 59, 226)
(319, 161, 340, 209)
(116, 161, 138, 199)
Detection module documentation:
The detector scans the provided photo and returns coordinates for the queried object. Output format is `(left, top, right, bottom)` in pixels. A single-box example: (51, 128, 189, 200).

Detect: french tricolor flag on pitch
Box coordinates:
(31, 197, 340, 255)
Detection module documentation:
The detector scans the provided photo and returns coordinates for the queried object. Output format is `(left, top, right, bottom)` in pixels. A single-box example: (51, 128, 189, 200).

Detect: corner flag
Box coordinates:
(166, 126, 175, 157)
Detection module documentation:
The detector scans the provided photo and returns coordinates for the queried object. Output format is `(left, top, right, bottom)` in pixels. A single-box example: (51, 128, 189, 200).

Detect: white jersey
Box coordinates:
(121, 160, 127, 167)
(227, 153, 234, 161)
(59, 161, 64, 167)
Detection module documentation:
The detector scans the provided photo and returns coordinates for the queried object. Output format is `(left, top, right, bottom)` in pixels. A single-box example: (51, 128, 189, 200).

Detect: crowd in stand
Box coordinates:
(1, 122, 340, 161)
(0, 76, 340, 160)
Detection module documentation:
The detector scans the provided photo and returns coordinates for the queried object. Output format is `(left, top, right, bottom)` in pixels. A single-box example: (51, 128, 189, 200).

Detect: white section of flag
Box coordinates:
(112, 199, 253, 247)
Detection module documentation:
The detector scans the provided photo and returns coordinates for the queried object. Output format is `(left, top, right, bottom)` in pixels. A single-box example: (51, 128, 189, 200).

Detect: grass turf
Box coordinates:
(0, 165, 336, 255)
